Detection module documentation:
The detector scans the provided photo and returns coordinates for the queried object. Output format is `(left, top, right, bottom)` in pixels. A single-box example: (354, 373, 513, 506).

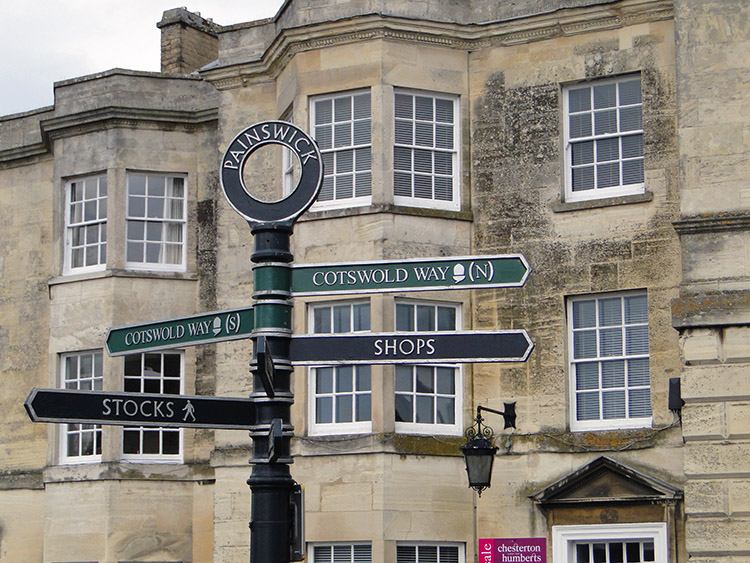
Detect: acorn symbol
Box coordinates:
(453, 264, 466, 284)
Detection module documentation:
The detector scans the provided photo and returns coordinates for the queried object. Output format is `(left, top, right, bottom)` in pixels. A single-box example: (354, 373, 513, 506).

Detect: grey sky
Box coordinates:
(0, 1, 284, 117)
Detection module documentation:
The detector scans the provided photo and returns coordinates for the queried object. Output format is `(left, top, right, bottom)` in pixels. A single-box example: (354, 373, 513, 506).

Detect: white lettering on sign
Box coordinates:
(373, 337, 436, 356)
(102, 398, 176, 419)
(187, 320, 212, 337)
(124, 325, 185, 347)
(413, 265, 451, 282)
(312, 268, 409, 287)
(223, 122, 318, 170)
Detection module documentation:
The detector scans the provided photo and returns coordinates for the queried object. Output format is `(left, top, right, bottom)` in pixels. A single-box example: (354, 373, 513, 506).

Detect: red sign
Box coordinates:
(479, 538, 546, 563)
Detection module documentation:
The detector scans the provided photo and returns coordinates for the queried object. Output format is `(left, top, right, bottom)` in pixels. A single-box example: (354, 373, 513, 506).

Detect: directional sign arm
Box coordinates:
(25, 389, 257, 430)
(291, 254, 529, 296)
(106, 307, 254, 356)
(289, 331, 533, 365)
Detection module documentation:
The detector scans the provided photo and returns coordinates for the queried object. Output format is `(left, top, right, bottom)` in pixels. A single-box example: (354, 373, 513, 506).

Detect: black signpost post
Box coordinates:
(220, 121, 323, 563)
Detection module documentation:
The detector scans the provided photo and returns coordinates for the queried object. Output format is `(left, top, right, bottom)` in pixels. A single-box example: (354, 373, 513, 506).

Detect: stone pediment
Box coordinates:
(529, 456, 682, 506)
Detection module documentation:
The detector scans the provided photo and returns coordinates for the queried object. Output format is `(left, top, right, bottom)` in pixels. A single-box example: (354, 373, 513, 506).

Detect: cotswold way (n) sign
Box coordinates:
(290, 254, 529, 296)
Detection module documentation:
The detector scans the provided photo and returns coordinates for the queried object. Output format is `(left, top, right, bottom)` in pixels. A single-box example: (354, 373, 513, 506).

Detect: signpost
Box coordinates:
(106, 307, 254, 356)
(289, 331, 533, 365)
(25, 388, 257, 430)
(25, 118, 535, 563)
(290, 254, 529, 296)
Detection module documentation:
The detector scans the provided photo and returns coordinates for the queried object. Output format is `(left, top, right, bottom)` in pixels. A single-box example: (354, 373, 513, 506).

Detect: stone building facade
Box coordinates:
(0, 0, 746, 562)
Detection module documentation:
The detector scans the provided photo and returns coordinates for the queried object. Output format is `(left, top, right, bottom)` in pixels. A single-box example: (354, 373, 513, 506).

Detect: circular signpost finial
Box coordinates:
(220, 121, 323, 225)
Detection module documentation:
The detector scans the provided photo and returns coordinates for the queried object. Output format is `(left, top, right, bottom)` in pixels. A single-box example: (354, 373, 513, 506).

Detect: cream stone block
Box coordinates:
(685, 480, 728, 516)
(727, 402, 750, 439)
(729, 480, 750, 515)
(723, 327, 750, 362)
(686, 517, 750, 553)
(680, 328, 721, 365)
(320, 481, 374, 512)
(685, 442, 750, 478)
(683, 402, 725, 440)
(682, 364, 750, 401)
(0, 489, 45, 563)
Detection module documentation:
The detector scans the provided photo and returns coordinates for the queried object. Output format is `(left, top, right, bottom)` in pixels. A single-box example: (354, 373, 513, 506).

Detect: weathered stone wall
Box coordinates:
(671, 0, 750, 559)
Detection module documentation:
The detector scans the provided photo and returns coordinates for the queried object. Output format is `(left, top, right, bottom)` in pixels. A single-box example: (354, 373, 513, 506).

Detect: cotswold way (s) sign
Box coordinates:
(105, 307, 254, 356)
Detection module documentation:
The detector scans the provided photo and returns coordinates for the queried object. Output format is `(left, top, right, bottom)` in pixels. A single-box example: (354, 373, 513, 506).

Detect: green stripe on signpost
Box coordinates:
(289, 254, 529, 296)
(106, 307, 254, 356)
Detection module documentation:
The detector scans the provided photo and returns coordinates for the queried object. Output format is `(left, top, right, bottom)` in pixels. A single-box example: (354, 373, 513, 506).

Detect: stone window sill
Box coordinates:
(552, 190, 653, 213)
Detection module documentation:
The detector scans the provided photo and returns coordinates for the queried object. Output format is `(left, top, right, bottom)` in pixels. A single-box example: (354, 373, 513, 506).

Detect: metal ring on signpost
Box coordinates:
(220, 121, 323, 225)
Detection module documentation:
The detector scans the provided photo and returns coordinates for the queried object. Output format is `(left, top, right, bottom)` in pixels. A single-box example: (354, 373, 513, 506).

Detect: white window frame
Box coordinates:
(310, 89, 372, 210)
(64, 174, 107, 275)
(396, 542, 465, 563)
(394, 300, 463, 436)
(563, 74, 644, 203)
(121, 351, 184, 463)
(125, 172, 187, 272)
(553, 523, 668, 563)
(281, 109, 297, 196)
(308, 300, 372, 436)
(59, 350, 104, 464)
(309, 542, 372, 563)
(393, 88, 460, 211)
(567, 291, 652, 432)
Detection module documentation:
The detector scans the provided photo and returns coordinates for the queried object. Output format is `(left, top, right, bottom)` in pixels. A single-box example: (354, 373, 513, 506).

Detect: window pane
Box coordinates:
(336, 395, 353, 423)
(336, 366, 353, 393)
(594, 84, 616, 109)
(436, 397, 455, 424)
(572, 166, 595, 191)
(416, 396, 434, 423)
(576, 363, 599, 390)
(569, 114, 592, 138)
(572, 141, 594, 166)
(436, 368, 455, 394)
(597, 162, 620, 188)
(314, 307, 332, 333)
(595, 110, 618, 135)
(576, 544, 590, 563)
(356, 394, 371, 422)
(601, 360, 625, 388)
(626, 325, 649, 355)
(603, 390, 626, 419)
(416, 367, 434, 393)
(569, 87, 591, 113)
(416, 305, 435, 331)
(316, 397, 333, 423)
(599, 298, 622, 326)
(574, 330, 597, 359)
(619, 79, 642, 105)
(600, 327, 623, 356)
(629, 388, 652, 417)
(395, 366, 413, 391)
(577, 391, 600, 420)
(316, 368, 333, 394)
(628, 358, 650, 386)
(395, 395, 413, 422)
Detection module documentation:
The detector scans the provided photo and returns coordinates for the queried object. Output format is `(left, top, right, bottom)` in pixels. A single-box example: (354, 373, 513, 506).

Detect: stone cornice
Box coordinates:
(673, 213, 750, 235)
(41, 106, 219, 141)
(201, 0, 673, 89)
(0, 106, 218, 167)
